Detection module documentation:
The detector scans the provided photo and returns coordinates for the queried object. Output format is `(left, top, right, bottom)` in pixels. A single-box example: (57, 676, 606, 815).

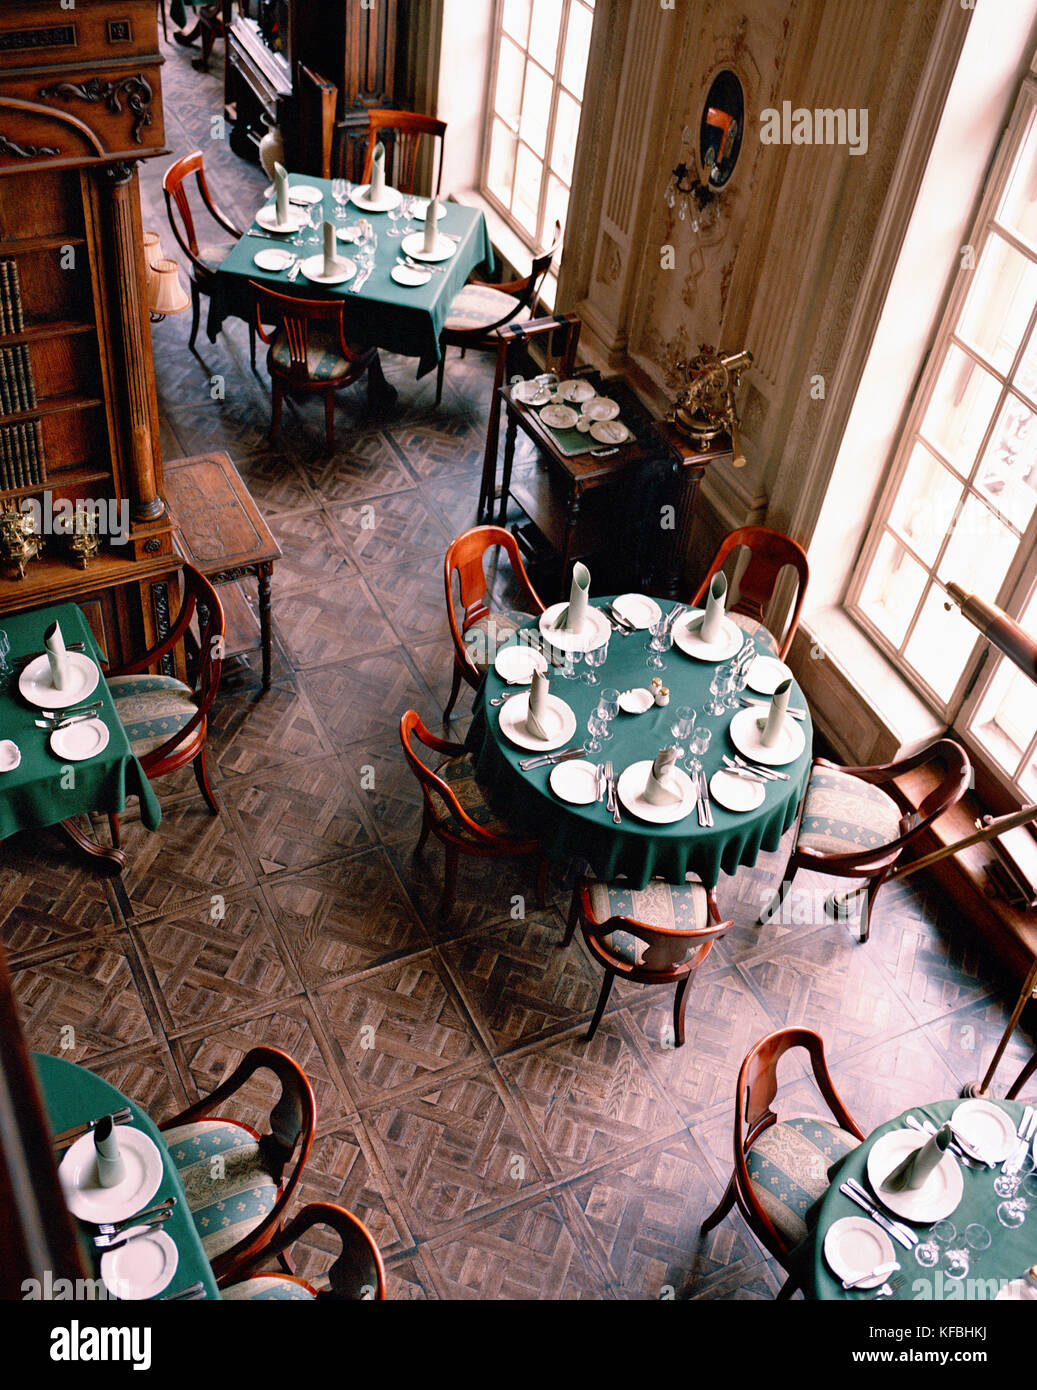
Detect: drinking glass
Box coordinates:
(586, 713, 607, 754)
(387, 204, 404, 237)
(726, 658, 750, 709)
(997, 1156, 1035, 1228)
(0, 630, 9, 688)
(305, 203, 324, 246)
(646, 617, 672, 670)
(670, 704, 696, 752)
(596, 688, 620, 740)
(993, 1151, 1032, 1200)
(914, 1219, 956, 1269)
(705, 665, 735, 716)
(401, 195, 417, 234)
(684, 725, 711, 775)
(582, 642, 608, 685)
(558, 649, 580, 681)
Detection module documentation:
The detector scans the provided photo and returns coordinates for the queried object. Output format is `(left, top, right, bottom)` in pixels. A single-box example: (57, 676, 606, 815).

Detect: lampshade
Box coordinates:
(148, 258, 190, 317)
(142, 229, 163, 300)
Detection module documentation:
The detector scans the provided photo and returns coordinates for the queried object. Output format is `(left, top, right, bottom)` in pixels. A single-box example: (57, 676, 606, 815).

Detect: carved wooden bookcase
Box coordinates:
(0, 0, 181, 671)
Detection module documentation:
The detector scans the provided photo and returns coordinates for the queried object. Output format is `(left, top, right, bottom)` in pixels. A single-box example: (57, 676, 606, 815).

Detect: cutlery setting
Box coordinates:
(96, 1196, 176, 1237)
(94, 1207, 174, 1250)
(1002, 1105, 1037, 1173)
(518, 745, 586, 771)
(839, 1178, 918, 1249)
(52, 1107, 132, 1151)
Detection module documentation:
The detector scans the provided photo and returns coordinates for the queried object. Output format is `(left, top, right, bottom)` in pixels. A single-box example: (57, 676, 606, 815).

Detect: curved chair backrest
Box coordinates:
(363, 108, 447, 196)
(228, 1202, 387, 1300)
(249, 280, 365, 380)
(162, 149, 241, 274)
(444, 525, 544, 669)
(692, 526, 809, 660)
(587, 909, 730, 974)
(399, 710, 499, 844)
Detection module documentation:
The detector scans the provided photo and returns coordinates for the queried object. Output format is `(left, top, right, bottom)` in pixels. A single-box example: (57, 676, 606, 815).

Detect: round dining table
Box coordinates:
(808, 1098, 1035, 1300)
(464, 597, 812, 889)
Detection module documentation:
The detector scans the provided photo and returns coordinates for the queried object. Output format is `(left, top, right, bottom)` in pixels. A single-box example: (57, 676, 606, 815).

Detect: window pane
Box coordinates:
(1011, 321, 1037, 403)
(920, 346, 1002, 476)
(957, 233, 1037, 374)
(513, 144, 543, 235)
(904, 583, 980, 702)
(937, 495, 1018, 600)
(528, 0, 561, 73)
(562, 1, 593, 100)
(974, 394, 1037, 531)
(544, 174, 569, 245)
(889, 444, 962, 566)
(502, 0, 531, 44)
(998, 111, 1037, 250)
(859, 533, 928, 646)
(493, 38, 524, 130)
(520, 61, 552, 158)
(969, 655, 1037, 776)
(487, 118, 517, 207)
(551, 90, 581, 184)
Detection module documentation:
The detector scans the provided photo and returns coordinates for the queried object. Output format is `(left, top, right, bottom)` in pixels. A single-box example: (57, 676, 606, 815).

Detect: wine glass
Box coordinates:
(914, 1219, 956, 1269)
(994, 1151, 1032, 1200)
(670, 704, 696, 754)
(305, 202, 324, 246)
(596, 688, 620, 740)
(705, 664, 735, 716)
(0, 630, 9, 689)
(401, 195, 417, 235)
(646, 617, 672, 670)
(582, 642, 608, 685)
(684, 725, 711, 776)
(387, 203, 404, 237)
(558, 649, 580, 681)
(996, 1154, 1034, 1228)
(726, 657, 750, 709)
(586, 712, 607, 754)
(944, 1223, 991, 1281)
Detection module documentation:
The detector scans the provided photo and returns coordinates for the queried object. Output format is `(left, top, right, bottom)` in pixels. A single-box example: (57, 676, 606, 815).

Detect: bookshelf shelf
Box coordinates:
(0, 321, 95, 348)
(0, 395, 103, 431)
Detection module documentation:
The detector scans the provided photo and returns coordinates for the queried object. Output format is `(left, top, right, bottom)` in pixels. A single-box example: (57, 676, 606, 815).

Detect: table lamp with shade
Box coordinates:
(143, 227, 190, 322)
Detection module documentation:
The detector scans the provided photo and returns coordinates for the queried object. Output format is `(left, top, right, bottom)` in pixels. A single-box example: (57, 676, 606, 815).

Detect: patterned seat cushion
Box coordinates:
(586, 879, 708, 968)
(163, 1119, 279, 1262)
(443, 284, 532, 333)
(797, 766, 902, 856)
(221, 1275, 317, 1301)
(197, 242, 235, 274)
(746, 1116, 859, 1247)
(434, 753, 512, 837)
(269, 325, 358, 382)
(463, 609, 533, 674)
(107, 674, 197, 757)
(730, 612, 780, 655)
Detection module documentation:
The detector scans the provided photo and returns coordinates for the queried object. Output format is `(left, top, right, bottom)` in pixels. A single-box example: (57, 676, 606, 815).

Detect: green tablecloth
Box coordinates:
(209, 175, 495, 376)
(33, 1052, 219, 1300)
(809, 1099, 1035, 1300)
(0, 602, 161, 838)
(169, 0, 197, 28)
(465, 601, 811, 889)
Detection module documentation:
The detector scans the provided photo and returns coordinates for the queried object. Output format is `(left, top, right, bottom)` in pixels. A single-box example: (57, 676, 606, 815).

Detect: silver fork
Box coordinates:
(697, 767, 714, 827)
(1002, 1106, 1036, 1173)
(871, 1273, 907, 1300)
(604, 760, 620, 824)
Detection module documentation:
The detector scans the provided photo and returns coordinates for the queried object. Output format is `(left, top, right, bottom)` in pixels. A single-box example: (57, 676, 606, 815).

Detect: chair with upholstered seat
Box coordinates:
(435, 220, 562, 407)
(443, 525, 545, 719)
(760, 738, 971, 942)
(159, 1046, 316, 1286)
(362, 108, 447, 197)
(562, 877, 732, 1046)
(219, 1202, 386, 1300)
(691, 526, 810, 661)
(249, 280, 378, 452)
(106, 565, 224, 848)
(163, 149, 255, 363)
(701, 1027, 865, 1291)
(400, 710, 547, 915)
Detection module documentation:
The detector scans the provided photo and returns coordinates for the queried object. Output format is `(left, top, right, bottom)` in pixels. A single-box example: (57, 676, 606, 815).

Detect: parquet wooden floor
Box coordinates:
(5, 31, 1035, 1301)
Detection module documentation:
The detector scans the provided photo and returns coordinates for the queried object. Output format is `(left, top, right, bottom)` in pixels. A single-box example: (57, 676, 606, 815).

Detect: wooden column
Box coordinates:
(97, 161, 165, 523)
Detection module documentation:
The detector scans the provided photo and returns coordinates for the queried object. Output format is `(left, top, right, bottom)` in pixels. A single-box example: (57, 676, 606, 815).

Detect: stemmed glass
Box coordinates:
(705, 664, 735, 716)
(670, 704, 696, 757)
(558, 648, 580, 681)
(684, 725, 711, 776)
(944, 1223, 991, 1280)
(585, 712, 607, 754)
(646, 617, 672, 670)
(726, 656, 751, 710)
(914, 1219, 957, 1269)
(996, 1154, 1034, 1228)
(596, 688, 620, 741)
(401, 195, 417, 236)
(582, 642, 608, 685)
(387, 203, 404, 237)
(0, 630, 10, 688)
(331, 179, 351, 220)
(304, 202, 324, 246)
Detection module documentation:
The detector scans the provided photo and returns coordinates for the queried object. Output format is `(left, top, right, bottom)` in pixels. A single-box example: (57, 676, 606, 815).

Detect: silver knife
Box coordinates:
(700, 768, 714, 827)
(287, 258, 304, 281)
(52, 1107, 132, 1151)
(602, 603, 635, 633)
(519, 745, 586, 770)
(593, 763, 605, 803)
(95, 1209, 173, 1250)
(839, 1184, 915, 1250)
(843, 1178, 918, 1245)
(247, 227, 294, 241)
(97, 1196, 176, 1236)
(35, 713, 103, 731)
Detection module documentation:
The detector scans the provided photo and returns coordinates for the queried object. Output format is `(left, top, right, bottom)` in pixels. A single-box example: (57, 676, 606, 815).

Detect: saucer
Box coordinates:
(512, 380, 554, 406)
(581, 396, 621, 421)
(671, 611, 744, 662)
(555, 379, 596, 404)
(499, 692, 577, 751)
(589, 420, 631, 444)
(50, 717, 109, 762)
(300, 254, 356, 285)
(540, 403, 580, 430)
(616, 760, 697, 824)
(728, 706, 806, 767)
(401, 231, 455, 261)
(0, 739, 20, 772)
(618, 688, 655, 714)
(709, 769, 765, 812)
(19, 652, 99, 708)
(866, 1129, 964, 1223)
(59, 1127, 163, 1223)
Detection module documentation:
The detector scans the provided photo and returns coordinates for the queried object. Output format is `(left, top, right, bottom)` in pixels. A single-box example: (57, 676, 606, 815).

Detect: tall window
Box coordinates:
(849, 77, 1037, 799)
(482, 0, 594, 248)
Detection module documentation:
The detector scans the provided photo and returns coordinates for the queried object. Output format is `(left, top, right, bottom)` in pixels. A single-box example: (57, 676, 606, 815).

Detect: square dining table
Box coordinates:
(0, 602, 160, 866)
(207, 174, 495, 378)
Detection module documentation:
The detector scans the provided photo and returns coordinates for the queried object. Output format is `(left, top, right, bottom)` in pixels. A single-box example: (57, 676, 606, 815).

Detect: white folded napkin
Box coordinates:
(370, 142, 386, 201)
(558, 562, 591, 634)
(322, 220, 338, 277)
(642, 747, 682, 806)
(422, 197, 441, 254)
(273, 161, 290, 227)
(699, 573, 728, 644)
(758, 678, 791, 748)
(525, 668, 551, 740)
(94, 1115, 126, 1189)
(882, 1124, 951, 1193)
(45, 620, 69, 691)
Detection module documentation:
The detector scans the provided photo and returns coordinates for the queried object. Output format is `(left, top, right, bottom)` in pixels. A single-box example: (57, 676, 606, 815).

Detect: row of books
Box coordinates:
(0, 259, 24, 336)
(0, 419, 45, 491)
(0, 344, 36, 414)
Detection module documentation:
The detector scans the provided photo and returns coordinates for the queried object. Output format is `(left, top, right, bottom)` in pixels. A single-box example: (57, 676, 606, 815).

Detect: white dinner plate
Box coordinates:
(538, 602, 612, 653)
(391, 264, 432, 287)
(866, 1129, 964, 1224)
(50, 717, 109, 762)
(287, 184, 323, 206)
(549, 759, 601, 805)
(299, 254, 356, 285)
(498, 691, 577, 751)
(590, 420, 632, 444)
(616, 759, 697, 824)
(401, 231, 455, 261)
(671, 610, 744, 662)
(950, 1099, 1018, 1164)
(255, 204, 306, 233)
(408, 197, 432, 219)
(0, 739, 20, 772)
(351, 185, 403, 213)
(511, 380, 553, 406)
(581, 396, 621, 421)
(58, 1126, 163, 1223)
(253, 247, 296, 272)
(554, 379, 596, 404)
(618, 687, 655, 714)
(19, 652, 99, 708)
(539, 403, 580, 430)
(101, 1228, 178, 1301)
(823, 1216, 897, 1289)
(746, 655, 793, 695)
(611, 593, 662, 629)
(494, 644, 548, 684)
(710, 768, 765, 813)
(728, 705, 806, 767)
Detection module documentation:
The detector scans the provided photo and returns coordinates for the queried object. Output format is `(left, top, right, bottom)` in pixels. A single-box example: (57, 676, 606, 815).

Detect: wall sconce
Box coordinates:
(147, 256, 190, 322)
(664, 69, 745, 236)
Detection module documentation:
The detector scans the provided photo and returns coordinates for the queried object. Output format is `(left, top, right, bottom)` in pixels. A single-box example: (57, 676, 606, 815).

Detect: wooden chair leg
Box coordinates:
(188, 281, 201, 351)
(159, 1, 167, 41)
(759, 870, 795, 926)
(193, 748, 220, 815)
(108, 812, 121, 849)
(534, 854, 548, 909)
(323, 389, 336, 453)
(776, 1270, 800, 1300)
(440, 842, 459, 916)
(435, 352, 446, 406)
(584, 969, 615, 1042)
(443, 660, 464, 720)
(561, 887, 581, 947)
(270, 378, 283, 440)
(700, 1175, 737, 1234)
(415, 809, 432, 856)
(249, 320, 257, 371)
(672, 974, 692, 1048)
(859, 871, 888, 943)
